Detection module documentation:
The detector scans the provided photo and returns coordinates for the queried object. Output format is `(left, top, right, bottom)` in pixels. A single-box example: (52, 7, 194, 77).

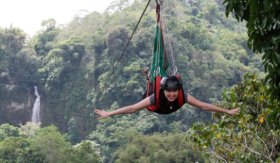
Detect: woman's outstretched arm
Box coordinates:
(95, 97, 151, 119)
(187, 94, 239, 115)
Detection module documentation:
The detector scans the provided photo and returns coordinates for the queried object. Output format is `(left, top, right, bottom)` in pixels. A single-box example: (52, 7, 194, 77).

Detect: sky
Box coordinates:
(0, 0, 115, 36)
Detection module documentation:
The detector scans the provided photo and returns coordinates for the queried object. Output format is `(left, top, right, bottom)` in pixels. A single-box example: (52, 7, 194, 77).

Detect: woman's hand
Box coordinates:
(94, 98, 151, 120)
(95, 109, 111, 119)
(227, 108, 240, 115)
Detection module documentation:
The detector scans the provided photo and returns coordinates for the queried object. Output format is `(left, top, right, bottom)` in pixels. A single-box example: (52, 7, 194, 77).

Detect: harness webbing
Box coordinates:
(150, 3, 168, 82)
(144, 1, 186, 114)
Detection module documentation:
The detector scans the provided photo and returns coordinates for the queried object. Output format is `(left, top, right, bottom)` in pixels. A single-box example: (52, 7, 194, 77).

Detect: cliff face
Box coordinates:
(0, 85, 34, 125)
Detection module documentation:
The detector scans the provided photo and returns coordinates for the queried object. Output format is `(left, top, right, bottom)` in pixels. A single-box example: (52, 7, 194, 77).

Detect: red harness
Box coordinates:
(145, 75, 185, 114)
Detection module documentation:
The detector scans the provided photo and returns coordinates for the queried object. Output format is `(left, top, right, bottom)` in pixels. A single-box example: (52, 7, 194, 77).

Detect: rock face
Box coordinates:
(0, 85, 34, 125)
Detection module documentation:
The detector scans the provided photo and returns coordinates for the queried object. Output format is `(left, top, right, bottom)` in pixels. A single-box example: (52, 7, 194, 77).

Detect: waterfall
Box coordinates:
(31, 86, 41, 123)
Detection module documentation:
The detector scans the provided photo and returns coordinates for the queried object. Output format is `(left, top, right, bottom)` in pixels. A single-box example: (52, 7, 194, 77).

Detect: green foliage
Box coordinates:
(187, 74, 280, 162)
(67, 117, 79, 143)
(56, 39, 85, 65)
(114, 133, 205, 163)
(0, 137, 36, 163)
(0, 124, 101, 163)
(0, 27, 37, 88)
(82, 0, 263, 129)
(19, 122, 41, 137)
(0, 0, 269, 157)
(0, 123, 19, 141)
(89, 111, 162, 162)
(28, 125, 71, 162)
(36, 37, 96, 140)
(68, 140, 101, 163)
(34, 19, 60, 56)
(39, 48, 64, 90)
(224, 0, 280, 99)
(0, 27, 25, 56)
(38, 39, 86, 91)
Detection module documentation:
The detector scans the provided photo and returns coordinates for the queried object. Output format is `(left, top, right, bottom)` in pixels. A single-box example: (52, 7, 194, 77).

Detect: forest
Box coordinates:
(0, 0, 279, 162)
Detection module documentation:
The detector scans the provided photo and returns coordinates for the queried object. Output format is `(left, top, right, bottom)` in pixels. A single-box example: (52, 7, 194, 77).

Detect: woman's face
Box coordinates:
(164, 90, 179, 102)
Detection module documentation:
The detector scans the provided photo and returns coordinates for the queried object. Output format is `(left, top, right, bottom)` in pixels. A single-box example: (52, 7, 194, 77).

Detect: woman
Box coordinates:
(95, 76, 240, 119)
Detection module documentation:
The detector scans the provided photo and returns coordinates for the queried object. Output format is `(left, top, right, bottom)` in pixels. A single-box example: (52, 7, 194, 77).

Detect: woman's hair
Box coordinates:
(160, 76, 182, 91)
(159, 89, 169, 106)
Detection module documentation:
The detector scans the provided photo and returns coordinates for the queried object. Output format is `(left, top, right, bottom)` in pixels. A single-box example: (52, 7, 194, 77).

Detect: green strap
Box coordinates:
(150, 25, 168, 82)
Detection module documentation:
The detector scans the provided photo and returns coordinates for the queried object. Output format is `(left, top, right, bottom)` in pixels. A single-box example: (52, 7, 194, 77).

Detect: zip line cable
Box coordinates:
(107, 0, 152, 81)
(96, 0, 153, 109)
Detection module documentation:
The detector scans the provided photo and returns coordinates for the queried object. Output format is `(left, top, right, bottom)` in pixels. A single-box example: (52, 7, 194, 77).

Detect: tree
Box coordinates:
(0, 123, 19, 140)
(106, 26, 129, 65)
(0, 124, 44, 163)
(34, 19, 59, 56)
(114, 133, 205, 163)
(68, 140, 101, 163)
(0, 137, 37, 163)
(29, 125, 71, 162)
(0, 124, 102, 162)
(223, 0, 280, 99)
(187, 74, 280, 162)
(0, 27, 25, 56)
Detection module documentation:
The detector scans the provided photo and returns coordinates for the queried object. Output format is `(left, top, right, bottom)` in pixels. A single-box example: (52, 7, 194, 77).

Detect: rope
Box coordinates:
(94, 0, 152, 109)
(165, 25, 177, 75)
(108, 0, 152, 80)
(160, 5, 178, 75)
(95, 0, 152, 110)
